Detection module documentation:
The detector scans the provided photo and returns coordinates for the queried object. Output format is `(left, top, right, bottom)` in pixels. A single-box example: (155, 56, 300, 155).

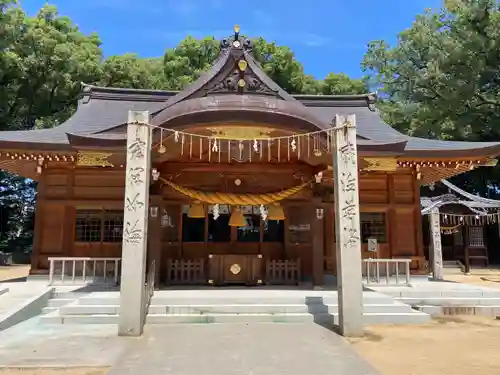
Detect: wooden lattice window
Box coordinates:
(468, 226, 485, 247)
(103, 212, 124, 242)
(75, 210, 123, 243)
(360, 213, 387, 243)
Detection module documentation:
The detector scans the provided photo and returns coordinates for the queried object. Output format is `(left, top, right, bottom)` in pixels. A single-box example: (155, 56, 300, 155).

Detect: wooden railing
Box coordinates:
(266, 259, 301, 285)
(48, 257, 121, 286)
(362, 258, 411, 286)
(165, 259, 205, 284)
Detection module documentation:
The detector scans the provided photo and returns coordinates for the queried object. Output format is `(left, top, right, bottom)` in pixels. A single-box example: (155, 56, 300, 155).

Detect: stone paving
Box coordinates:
(0, 313, 379, 374)
(0, 316, 128, 367)
(107, 323, 379, 375)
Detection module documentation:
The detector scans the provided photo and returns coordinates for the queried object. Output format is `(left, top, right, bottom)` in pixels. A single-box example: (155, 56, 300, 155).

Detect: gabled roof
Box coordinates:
(1, 28, 500, 159)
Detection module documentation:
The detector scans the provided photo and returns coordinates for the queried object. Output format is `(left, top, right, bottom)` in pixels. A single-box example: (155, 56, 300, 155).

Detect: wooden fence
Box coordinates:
(265, 259, 301, 285)
(165, 259, 205, 284)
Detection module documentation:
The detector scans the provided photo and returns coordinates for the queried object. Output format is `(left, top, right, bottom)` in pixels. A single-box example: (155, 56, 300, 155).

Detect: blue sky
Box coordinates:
(21, 0, 442, 79)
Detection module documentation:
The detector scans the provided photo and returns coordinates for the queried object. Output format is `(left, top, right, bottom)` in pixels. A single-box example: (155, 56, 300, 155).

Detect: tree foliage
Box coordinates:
(363, 0, 500, 141)
(362, 0, 500, 196)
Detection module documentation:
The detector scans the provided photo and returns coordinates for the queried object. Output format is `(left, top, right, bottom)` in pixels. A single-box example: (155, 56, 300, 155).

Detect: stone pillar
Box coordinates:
(332, 114, 364, 337)
(312, 198, 325, 287)
(429, 207, 443, 280)
(118, 111, 152, 337)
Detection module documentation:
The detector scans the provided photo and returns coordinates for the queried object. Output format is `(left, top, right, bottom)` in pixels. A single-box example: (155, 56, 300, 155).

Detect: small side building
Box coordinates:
(422, 179, 500, 271)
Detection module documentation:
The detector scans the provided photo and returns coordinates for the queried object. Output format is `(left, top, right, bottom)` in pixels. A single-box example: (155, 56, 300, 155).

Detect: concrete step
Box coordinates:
(42, 307, 57, 315)
(47, 298, 74, 307)
(40, 311, 430, 325)
(397, 297, 500, 306)
(40, 311, 117, 324)
(77, 295, 397, 306)
(57, 302, 415, 316)
(42, 298, 75, 315)
(383, 290, 500, 298)
(415, 305, 500, 317)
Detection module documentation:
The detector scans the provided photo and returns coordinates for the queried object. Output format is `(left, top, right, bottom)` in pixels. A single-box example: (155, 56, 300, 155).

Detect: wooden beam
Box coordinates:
(159, 161, 322, 175)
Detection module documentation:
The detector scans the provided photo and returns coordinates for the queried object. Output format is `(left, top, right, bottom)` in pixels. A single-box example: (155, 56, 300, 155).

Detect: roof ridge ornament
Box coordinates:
(220, 25, 253, 53)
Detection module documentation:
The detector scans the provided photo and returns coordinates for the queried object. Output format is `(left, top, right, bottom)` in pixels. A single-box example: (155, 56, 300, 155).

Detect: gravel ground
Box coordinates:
(349, 315, 500, 375)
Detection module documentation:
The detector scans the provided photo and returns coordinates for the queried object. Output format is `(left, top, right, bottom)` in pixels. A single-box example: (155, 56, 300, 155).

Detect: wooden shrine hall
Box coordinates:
(1, 26, 500, 293)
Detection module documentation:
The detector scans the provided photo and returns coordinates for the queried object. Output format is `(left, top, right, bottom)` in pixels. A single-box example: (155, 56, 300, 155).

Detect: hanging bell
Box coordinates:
(187, 201, 205, 218)
(228, 207, 247, 227)
(267, 203, 285, 221)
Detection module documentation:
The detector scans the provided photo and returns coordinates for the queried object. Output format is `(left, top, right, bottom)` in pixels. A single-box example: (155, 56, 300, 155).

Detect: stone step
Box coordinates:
(40, 311, 430, 325)
(42, 307, 58, 315)
(58, 302, 415, 316)
(384, 290, 500, 298)
(40, 311, 117, 324)
(77, 295, 397, 306)
(47, 298, 74, 307)
(415, 305, 500, 316)
(397, 297, 500, 306)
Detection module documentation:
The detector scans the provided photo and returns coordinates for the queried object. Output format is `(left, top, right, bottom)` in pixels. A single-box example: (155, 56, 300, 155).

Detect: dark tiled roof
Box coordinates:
(1, 83, 499, 157)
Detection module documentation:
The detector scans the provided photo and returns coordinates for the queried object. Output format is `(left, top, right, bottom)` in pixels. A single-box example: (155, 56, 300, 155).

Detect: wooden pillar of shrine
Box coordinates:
(311, 198, 325, 286)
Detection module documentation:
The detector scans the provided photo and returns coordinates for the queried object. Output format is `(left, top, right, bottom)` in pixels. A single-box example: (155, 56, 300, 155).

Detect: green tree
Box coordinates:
(100, 54, 166, 90)
(363, 0, 500, 141)
(0, 2, 103, 131)
(318, 73, 368, 95)
(362, 0, 500, 196)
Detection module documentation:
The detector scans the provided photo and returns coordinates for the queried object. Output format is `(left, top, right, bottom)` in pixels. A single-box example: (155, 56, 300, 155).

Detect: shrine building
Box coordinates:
(1, 28, 499, 293)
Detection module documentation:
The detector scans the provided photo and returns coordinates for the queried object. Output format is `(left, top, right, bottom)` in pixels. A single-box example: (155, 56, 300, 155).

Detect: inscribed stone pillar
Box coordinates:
(429, 208, 443, 281)
(118, 111, 152, 337)
(332, 114, 364, 337)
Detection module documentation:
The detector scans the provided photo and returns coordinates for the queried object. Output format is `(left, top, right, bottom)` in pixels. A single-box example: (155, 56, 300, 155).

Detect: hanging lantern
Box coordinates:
(267, 203, 285, 221)
(187, 201, 205, 218)
(228, 207, 246, 227)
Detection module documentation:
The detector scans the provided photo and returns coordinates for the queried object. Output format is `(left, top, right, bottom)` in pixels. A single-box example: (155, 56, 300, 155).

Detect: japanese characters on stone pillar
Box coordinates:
(118, 110, 152, 337)
(332, 114, 364, 337)
(429, 207, 443, 280)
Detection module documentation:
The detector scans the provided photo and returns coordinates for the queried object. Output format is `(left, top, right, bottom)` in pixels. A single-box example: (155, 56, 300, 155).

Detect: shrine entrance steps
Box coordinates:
(368, 282, 500, 317)
(40, 289, 430, 325)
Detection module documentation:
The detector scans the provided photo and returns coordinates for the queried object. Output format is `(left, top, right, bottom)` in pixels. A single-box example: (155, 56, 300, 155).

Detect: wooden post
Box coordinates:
(332, 114, 364, 337)
(118, 111, 151, 337)
(311, 198, 324, 286)
(148, 195, 163, 287)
